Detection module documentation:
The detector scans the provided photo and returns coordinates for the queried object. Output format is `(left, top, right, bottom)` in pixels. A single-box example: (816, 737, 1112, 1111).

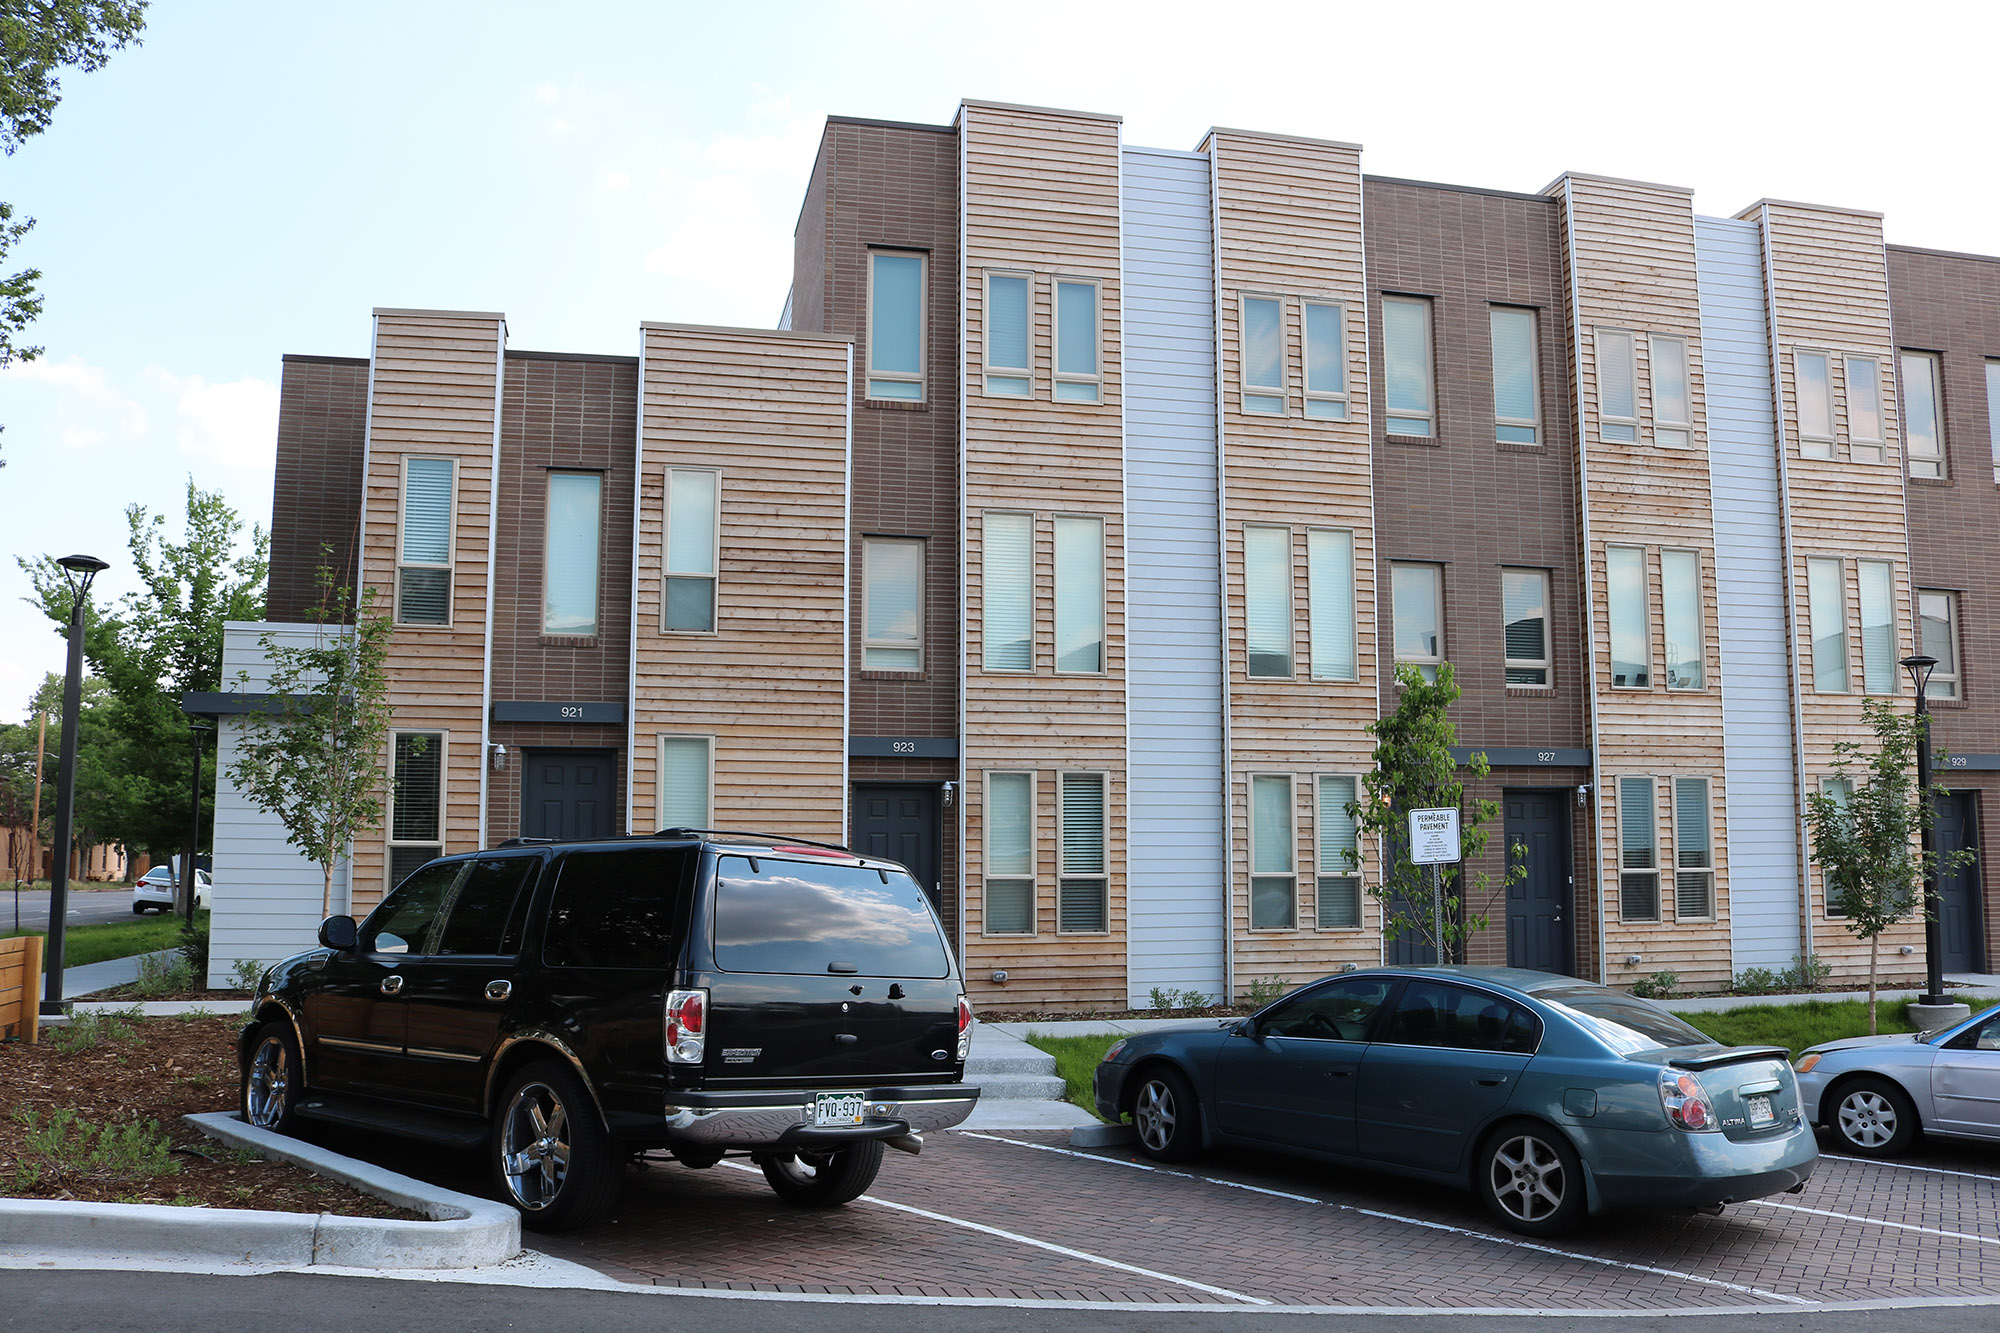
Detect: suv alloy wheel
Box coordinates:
(492, 1060, 621, 1231)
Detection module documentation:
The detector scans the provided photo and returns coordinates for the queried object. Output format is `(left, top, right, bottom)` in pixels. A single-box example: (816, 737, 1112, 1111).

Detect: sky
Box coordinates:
(4, 0, 1997, 715)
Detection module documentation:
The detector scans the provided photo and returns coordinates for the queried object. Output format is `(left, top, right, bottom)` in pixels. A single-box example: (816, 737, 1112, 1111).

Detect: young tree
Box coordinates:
(1805, 698, 1975, 1034)
(227, 561, 398, 918)
(1345, 662, 1522, 964)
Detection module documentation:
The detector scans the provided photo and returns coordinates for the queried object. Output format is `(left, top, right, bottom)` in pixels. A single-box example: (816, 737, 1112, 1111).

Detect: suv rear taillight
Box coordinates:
(955, 993, 974, 1062)
(1659, 1068, 1718, 1131)
(666, 988, 707, 1064)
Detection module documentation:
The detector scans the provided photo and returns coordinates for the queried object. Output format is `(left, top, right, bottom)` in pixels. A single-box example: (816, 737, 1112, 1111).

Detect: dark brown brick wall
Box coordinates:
(267, 355, 368, 622)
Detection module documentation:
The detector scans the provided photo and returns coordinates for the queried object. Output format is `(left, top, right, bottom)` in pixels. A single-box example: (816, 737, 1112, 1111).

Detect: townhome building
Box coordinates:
(199, 99, 1996, 1008)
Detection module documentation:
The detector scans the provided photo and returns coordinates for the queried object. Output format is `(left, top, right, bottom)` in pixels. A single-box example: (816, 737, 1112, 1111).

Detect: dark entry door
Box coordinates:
(853, 784, 940, 909)
(521, 749, 617, 841)
(1505, 789, 1573, 976)
(1938, 792, 1983, 974)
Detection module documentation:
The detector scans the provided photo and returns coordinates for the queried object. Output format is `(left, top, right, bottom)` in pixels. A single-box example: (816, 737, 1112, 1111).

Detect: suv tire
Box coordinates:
(241, 1021, 302, 1132)
(491, 1059, 621, 1231)
(760, 1140, 885, 1207)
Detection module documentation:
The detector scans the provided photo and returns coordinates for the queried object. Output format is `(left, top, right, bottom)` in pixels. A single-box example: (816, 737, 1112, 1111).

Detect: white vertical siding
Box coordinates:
(1121, 147, 1225, 1004)
(207, 621, 352, 987)
(1695, 219, 1801, 970)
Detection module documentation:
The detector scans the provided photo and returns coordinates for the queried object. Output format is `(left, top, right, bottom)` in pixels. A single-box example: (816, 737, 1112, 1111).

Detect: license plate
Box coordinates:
(814, 1092, 867, 1127)
(1746, 1094, 1775, 1128)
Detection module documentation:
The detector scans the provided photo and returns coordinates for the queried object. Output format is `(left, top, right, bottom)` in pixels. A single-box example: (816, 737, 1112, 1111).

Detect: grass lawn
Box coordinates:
(1021, 1032, 1120, 1120)
(1, 909, 208, 969)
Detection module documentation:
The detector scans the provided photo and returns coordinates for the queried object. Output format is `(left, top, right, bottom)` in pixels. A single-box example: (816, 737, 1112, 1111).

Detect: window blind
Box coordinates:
(1059, 773, 1105, 933)
(1384, 298, 1432, 431)
(1391, 564, 1440, 664)
(1056, 282, 1096, 377)
(1316, 776, 1360, 929)
(1598, 330, 1635, 423)
(1675, 777, 1712, 918)
(1305, 303, 1343, 395)
(1244, 297, 1282, 389)
(982, 513, 1033, 671)
(1858, 561, 1896, 695)
(666, 471, 716, 576)
(544, 472, 601, 635)
(1251, 775, 1292, 874)
(988, 275, 1029, 370)
(1502, 569, 1547, 674)
(1053, 515, 1103, 672)
(392, 734, 443, 842)
(988, 773, 1033, 876)
(864, 537, 923, 670)
(1308, 528, 1355, 681)
(1245, 526, 1292, 677)
(1619, 776, 1658, 921)
(1808, 558, 1848, 692)
(1660, 550, 1703, 690)
(401, 459, 453, 564)
(658, 737, 710, 829)
(1491, 308, 1537, 440)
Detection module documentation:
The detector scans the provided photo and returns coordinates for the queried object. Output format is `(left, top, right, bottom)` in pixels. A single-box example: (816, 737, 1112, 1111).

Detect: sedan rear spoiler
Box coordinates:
(1667, 1045, 1789, 1072)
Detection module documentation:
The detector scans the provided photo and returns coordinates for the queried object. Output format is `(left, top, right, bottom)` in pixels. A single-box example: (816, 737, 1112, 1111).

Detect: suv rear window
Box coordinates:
(542, 847, 694, 969)
(712, 857, 949, 978)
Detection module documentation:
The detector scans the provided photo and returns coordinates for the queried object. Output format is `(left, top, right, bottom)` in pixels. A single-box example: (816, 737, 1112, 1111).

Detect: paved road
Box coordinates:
(0, 886, 133, 933)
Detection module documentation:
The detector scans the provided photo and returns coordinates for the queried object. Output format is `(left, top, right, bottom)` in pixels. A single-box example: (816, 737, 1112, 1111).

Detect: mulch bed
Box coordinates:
(90, 984, 246, 1003)
(1, 1013, 420, 1219)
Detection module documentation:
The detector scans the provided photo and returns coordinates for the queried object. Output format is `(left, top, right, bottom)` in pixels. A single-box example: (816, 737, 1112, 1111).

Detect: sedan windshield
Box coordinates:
(1535, 985, 1713, 1055)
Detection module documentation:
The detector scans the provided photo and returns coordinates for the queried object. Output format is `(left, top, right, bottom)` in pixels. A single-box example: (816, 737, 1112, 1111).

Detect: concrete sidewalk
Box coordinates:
(61, 946, 174, 998)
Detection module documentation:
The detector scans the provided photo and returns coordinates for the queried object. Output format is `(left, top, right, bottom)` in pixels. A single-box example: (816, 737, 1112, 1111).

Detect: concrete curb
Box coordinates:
(1068, 1122, 1134, 1148)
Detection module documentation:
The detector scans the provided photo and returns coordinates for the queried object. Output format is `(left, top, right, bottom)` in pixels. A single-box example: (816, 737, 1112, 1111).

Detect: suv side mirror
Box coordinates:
(318, 915, 358, 952)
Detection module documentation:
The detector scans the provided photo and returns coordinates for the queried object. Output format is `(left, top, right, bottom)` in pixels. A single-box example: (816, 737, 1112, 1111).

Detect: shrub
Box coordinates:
(230, 957, 266, 991)
(1632, 971, 1680, 1000)
(134, 952, 195, 999)
(49, 1006, 143, 1054)
(12, 1107, 177, 1191)
(177, 917, 209, 979)
(1781, 952, 1833, 993)
(1243, 976, 1289, 1008)
(1148, 986, 1211, 1012)
(1733, 967, 1780, 997)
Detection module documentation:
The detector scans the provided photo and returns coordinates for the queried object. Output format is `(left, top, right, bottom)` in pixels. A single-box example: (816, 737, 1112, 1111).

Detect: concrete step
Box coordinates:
(966, 1072, 1069, 1101)
(963, 1049, 1058, 1076)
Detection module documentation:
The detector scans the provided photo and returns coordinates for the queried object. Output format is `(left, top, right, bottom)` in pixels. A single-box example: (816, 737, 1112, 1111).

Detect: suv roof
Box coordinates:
(486, 828, 890, 866)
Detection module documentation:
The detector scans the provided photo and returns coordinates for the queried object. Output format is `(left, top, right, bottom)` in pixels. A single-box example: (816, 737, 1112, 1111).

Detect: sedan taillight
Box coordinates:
(955, 993, 974, 1062)
(665, 988, 707, 1064)
(1659, 1067, 1719, 1131)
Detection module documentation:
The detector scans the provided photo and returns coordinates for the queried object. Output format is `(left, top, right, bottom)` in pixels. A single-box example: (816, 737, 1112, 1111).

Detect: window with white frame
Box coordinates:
(397, 457, 454, 625)
(1661, 550, 1704, 690)
(388, 732, 444, 887)
(1308, 528, 1356, 681)
(1383, 297, 1434, 437)
(1491, 307, 1539, 444)
(1053, 515, 1104, 673)
(1245, 525, 1293, 678)
(985, 271, 1031, 397)
(1390, 562, 1442, 683)
(1304, 302, 1347, 420)
(1902, 350, 1945, 478)
(1053, 279, 1100, 403)
(1847, 357, 1885, 464)
(1241, 295, 1285, 415)
(1795, 350, 1835, 458)
(984, 772, 1036, 934)
(543, 471, 601, 637)
(1502, 568, 1550, 686)
(663, 469, 719, 632)
(1250, 774, 1295, 929)
(1674, 777, 1713, 920)
(1315, 775, 1361, 929)
(1819, 777, 1854, 917)
(1652, 335, 1691, 449)
(1988, 359, 2000, 483)
(1058, 772, 1106, 933)
(867, 250, 925, 401)
(1919, 589, 1961, 700)
(981, 512, 1034, 672)
(1606, 546, 1650, 687)
(658, 735, 712, 830)
(1858, 560, 1898, 695)
(1596, 328, 1638, 442)
(862, 536, 924, 671)
(1619, 776, 1658, 922)
(1808, 557, 1849, 693)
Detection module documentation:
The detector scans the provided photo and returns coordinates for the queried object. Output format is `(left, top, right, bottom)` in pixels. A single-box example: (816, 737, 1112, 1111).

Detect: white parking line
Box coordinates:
(966, 1133, 1811, 1307)
(1823, 1153, 2000, 1183)
(714, 1160, 1270, 1304)
(1749, 1199, 1999, 1246)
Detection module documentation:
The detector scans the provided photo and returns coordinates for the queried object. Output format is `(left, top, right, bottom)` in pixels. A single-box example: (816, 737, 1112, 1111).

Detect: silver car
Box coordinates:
(1795, 1005, 2000, 1156)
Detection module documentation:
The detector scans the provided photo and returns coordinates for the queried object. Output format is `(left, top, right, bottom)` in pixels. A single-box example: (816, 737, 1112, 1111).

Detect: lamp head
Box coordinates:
(1900, 653, 1939, 697)
(57, 554, 110, 576)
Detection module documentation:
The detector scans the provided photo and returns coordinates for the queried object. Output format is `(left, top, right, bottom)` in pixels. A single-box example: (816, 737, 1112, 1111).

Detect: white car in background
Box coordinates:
(1796, 1005, 2000, 1156)
(133, 866, 210, 913)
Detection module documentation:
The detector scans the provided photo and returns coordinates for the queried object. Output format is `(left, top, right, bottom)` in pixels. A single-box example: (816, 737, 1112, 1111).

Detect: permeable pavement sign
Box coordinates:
(1408, 807, 1461, 864)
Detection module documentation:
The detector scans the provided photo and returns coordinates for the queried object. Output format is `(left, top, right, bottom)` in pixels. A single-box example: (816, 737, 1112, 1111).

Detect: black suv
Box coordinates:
(236, 830, 977, 1230)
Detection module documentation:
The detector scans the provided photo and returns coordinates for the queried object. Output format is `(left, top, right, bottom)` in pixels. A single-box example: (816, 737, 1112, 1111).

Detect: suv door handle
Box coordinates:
(486, 980, 512, 1002)
(380, 975, 404, 995)
(1476, 1075, 1508, 1087)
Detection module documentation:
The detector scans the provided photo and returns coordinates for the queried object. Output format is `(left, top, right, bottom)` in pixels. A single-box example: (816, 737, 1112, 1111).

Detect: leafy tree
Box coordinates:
(1804, 698, 1976, 1033)
(1345, 662, 1521, 964)
(228, 559, 398, 919)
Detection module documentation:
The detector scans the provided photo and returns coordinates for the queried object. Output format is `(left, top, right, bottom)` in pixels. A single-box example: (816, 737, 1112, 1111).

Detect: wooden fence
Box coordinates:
(1, 934, 43, 1043)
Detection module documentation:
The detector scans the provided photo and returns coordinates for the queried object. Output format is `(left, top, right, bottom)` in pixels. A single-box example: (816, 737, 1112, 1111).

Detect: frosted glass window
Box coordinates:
(982, 512, 1033, 672)
(1250, 774, 1296, 929)
(1674, 777, 1713, 920)
(984, 772, 1035, 934)
(986, 273, 1030, 397)
(1619, 776, 1658, 922)
(863, 537, 924, 671)
(543, 472, 601, 636)
(397, 458, 454, 625)
(1315, 775, 1360, 929)
(1054, 515, 1104, 673)
(1661, 550, 1703, 690)
(1920, 590, 1960, 700)
(1607, 547, 1650, 687)
(1383, 297, 1434, 437)
(1304, 302, 1347, 420)
(1391, 563, 1442, 683)
(1502, 568, 1549, 686)
(1597, 329, 1637, 442)
(1796, 351, 1833, 457)
(1848, 357, 1884, 462)
(1808, 558, 1849, 693)
(1054, 280, 1100, 402)
(1987, 360, 2000, 482)
(1903, 351, 1944, 478)
(1653, 335, 1690, 449)
(1308, 528, 1356, 681)
(658, 737, 712, 830)
(1245, 525, 1293, 678)
(1058, 773, 1107, 933)
(867, 252, 925, 400)
(1242, 296, 1285, 415)
(664, 469, 718, 632)
(1491, 308, 1539, 444)
(1858, 561, 1897, 696)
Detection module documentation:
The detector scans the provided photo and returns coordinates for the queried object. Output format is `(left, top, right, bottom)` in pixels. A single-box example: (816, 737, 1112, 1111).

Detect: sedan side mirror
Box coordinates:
(318, 915, 358, 952)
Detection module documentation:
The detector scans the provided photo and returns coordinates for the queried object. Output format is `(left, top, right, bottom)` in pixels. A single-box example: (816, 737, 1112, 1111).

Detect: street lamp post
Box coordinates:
(41, 553, 109, 1016)
(1901, 653, 1944, 1006)
(184, 719, 215, 923)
